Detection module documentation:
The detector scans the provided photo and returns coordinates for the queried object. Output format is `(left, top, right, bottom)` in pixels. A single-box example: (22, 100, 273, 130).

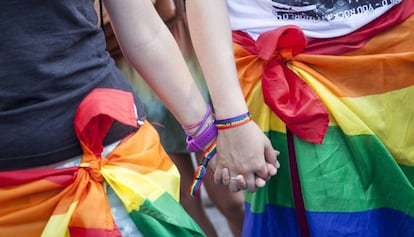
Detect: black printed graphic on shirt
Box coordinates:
(269, 0, 401, 22)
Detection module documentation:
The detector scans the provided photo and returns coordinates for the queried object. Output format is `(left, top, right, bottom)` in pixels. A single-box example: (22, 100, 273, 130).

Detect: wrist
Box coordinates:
(215, 111, 252, 130)
(210, 92, 248, 119)
(186, 120, 217, 152)
(182, 105, 213, 137)
(184, 106, 218, 197)
(182, 104, 218, 153)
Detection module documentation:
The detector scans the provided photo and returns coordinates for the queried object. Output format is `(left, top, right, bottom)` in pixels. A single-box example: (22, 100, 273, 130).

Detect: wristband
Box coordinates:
(215, 112, 252, 130)
(186, 121, 217, 152)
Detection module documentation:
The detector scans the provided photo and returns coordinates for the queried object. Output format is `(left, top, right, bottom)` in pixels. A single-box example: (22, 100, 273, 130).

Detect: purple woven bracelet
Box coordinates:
(186, 121, 218, 152)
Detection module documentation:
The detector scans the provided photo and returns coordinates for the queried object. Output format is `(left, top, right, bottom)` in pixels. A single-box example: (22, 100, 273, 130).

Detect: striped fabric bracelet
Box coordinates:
(189, 140, 217, 197)
(215, 112, 252, 130)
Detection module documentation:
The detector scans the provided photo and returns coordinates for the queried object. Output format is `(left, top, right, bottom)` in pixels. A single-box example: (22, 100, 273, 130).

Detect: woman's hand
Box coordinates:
(209, 121, 280, 192)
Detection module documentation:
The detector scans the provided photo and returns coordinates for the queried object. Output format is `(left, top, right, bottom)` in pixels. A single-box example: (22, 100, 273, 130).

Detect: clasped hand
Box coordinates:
(209, 121, 280, 192)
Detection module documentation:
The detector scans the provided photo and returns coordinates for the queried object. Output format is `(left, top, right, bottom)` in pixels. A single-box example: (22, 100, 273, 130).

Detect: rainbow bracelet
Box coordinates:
(189, 140, 217, 197)
(214, 112, 252, 130)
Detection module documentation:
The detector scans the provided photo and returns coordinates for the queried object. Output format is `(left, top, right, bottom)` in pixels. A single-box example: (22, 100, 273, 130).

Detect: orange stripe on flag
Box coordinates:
(294, 14, 414, 98)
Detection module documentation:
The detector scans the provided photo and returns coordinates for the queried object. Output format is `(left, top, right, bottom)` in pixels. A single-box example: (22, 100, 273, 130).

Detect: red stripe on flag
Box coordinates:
(0, 167, 78, 186)
(305, 0, 414, 55)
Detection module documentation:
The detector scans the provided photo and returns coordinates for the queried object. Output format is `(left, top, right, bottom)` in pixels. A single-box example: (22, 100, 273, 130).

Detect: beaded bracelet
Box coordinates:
(189, 140, 217, 197)
(214, 112, 252, 130)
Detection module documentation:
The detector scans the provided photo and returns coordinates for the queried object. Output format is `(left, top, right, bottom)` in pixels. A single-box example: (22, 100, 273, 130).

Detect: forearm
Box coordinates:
(186, 1, 280, 192)
(186, 0, 248, 119)
(104, 0, 208, 126)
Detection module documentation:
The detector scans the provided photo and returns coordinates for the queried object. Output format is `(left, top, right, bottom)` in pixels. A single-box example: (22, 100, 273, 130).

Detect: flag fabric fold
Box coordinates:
(0, 88, 205, 237)
(233, 3, 414, 236)
(233, 26, 329, 144)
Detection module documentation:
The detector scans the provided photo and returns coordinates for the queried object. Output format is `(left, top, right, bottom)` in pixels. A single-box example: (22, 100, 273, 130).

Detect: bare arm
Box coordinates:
(103, 0, 208, 127)
(186, 0, 280, 192)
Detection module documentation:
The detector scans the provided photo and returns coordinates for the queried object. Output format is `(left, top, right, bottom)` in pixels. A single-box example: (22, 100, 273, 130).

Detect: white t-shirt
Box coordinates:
(226, 0, 401, 39)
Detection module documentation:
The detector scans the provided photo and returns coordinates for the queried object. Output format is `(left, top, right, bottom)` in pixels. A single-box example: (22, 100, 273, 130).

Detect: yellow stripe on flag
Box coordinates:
(290, 64, 414, 166)
(246, 81, 285, 134)
(342, 87, 414, 166)
(41, 201, 77, 237)
(290, 65, 372, 135)
(101, 165, 180, 213)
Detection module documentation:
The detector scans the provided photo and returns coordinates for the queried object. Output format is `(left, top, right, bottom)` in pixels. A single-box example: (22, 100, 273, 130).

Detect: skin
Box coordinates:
(170, 152, 245, 237)
(104, 0, 208, 127)
(104, 0, 280, 192)
(185, 0, 280, 192)
(101, 1, 245, 235)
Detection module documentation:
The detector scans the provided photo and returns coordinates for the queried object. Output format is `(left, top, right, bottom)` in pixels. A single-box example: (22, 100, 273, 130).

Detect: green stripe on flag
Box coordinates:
(130, 193, 205, 237)
(245, 126, 414, 218)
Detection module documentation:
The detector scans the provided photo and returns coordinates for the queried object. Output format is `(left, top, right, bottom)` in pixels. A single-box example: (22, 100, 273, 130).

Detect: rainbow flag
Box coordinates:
(233, 1, 414, 236)
(0, 88, 205, 237)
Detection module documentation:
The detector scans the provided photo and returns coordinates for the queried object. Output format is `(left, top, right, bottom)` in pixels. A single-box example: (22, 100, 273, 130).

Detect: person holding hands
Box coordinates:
(185, 0, 414, 236)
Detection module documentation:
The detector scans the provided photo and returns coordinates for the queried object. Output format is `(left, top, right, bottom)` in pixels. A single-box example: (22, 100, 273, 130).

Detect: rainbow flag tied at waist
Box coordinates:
(0, 88, 205, 237)
(233, 1, 414, 236)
